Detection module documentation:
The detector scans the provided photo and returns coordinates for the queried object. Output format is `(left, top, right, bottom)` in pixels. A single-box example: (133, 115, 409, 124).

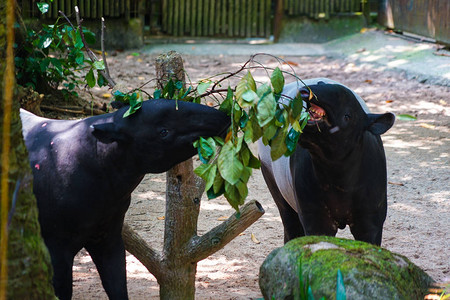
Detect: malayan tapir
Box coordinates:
(20, 99, 230, 300)
(258, 78, 395, 246)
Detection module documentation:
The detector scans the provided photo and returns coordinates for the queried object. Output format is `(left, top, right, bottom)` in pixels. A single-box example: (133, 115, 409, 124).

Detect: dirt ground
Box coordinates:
(68, 51, 449, 299)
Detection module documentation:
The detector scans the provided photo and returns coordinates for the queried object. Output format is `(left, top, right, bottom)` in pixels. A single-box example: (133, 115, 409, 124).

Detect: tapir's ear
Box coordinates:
(91, 123, 130, 144)
(366, 113, 395, 135)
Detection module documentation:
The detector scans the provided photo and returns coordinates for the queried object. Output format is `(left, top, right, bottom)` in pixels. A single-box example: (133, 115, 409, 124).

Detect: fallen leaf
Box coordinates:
(385, 100, 394, 103)
(439, 99, 447, 105)
(251, 233, 260, 244)
(419, 123, 435, 129)
(388, 181, 404, 186)
(238, 233, 246, 236)
(282, 60, 299, 67)
(137, 58, 143, 62)
(217, 216, 228, 221)
(157, 216, 165, 220)
(102, 93, 112, 98)
(138, 76, 145, 81)
(364, 79, 373, 84)
(397, 114, 417, 121)
(206, 101, 214, 107)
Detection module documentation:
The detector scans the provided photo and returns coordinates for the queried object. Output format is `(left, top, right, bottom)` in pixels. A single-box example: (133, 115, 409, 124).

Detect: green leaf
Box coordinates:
(240, 110, 249, 128)
(37, 2, 49, 14)
(217, 141, 244, 185)
(207, 183, 224, 200)
(249, 110, 263, 142)
(197, 81, 211, 95)
(194, 163, 217, 192)
(86, 68, 95, 88)
(256, 86, 276, 127)
(219, 87, 233, 114)
(212, 171, 225, 194)
(307, 286, 316, 300)
(162, 79, 176, 99)
(336, 269, 346, 300)
(74, 31, 84, 49)
(197, 137, 216, 163)
(291, 92, 303, 119)
(241, 90, 258, 106)
(123, 93, 143, 118)
(285, 127, 301, 156)
(397, 114, 417, 121)
(50, 58, 63, 76)
(224, 181, 244, 211)
(93, 60, 105, 70)
(83, 29, 96, 45)
(270, 67, 285, 95)
(262, 119, 277, 142)
(75, 51, 84, 65)
(42, 36, 53, 48)
(236, 71, 256, 108)
(270, 129, 288, 161)
(97, 72, 106, 87)
(153, 89, 161, 99)
(131, 52, 140, 56)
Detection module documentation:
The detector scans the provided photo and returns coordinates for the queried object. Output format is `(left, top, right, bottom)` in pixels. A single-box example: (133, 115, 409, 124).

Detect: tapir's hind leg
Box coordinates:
(260, 162, 305, 243)
(86, 232, 128, 300)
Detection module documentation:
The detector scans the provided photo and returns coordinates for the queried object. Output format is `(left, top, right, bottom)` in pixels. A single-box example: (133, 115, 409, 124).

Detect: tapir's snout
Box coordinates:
(193, 104, 230, 139)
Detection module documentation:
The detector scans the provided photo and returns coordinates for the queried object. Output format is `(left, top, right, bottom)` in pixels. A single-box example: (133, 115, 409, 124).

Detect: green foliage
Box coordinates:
(15, 2, 103, 97)
(113, 91, 144, 118)
(193, 67, 309, 211)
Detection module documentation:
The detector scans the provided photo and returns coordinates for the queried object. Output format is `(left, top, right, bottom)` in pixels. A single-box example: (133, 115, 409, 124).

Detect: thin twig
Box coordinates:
(73, 6, 116, 88)
(58, 10, 76, 30)
(101, 17, 114, 82)
(199, 88, 230, 98)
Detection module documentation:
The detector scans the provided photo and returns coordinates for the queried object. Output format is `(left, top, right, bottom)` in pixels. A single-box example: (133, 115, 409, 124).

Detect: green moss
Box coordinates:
(260, 236, 434, 300)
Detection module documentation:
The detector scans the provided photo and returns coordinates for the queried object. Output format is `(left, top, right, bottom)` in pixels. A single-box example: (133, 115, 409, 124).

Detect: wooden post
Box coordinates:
(273, 0, 284, 42)
(122, 51, 265, 299)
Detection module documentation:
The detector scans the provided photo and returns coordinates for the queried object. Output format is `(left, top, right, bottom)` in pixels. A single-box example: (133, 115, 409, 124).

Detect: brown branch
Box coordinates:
(121, 223, 163, 279)
(101, 17, 113, 82)
(186, 200, 265, 263)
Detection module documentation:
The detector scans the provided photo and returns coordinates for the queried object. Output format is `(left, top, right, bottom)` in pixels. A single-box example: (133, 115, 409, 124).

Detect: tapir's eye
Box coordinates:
(160, 129, 169, 137)
(344, 114, 351, 122)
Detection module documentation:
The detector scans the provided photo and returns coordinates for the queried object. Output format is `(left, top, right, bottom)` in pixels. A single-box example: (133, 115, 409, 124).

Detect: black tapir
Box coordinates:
(20, 99, 229, 300)
(258, 78, 395, 246)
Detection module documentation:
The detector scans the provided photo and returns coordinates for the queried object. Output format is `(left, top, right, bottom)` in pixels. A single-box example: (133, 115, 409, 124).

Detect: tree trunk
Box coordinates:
(0, 0, 55, 298)
(122, 51, 265, 299)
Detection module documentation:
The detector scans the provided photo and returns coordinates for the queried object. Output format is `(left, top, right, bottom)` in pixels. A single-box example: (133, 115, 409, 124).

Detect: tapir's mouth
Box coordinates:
(307, 103, 327, 125)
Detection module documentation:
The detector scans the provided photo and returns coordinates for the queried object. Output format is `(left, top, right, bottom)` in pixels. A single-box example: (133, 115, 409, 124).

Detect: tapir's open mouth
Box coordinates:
(307, 103, 327, 124)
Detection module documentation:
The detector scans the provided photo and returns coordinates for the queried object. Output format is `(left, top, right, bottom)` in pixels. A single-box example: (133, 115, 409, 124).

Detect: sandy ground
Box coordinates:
(69, 51, 449, 299)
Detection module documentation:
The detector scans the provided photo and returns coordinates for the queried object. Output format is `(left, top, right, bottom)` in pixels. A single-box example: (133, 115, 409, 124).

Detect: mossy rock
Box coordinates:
(259, 236, 433, 300)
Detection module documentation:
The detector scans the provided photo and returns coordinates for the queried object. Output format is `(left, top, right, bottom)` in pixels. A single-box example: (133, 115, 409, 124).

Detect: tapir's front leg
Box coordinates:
(350, 209, 386, 246)
(260, 162, 305, 243)
(86, 229, 128, 300)
(45, 238, 79, 300)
